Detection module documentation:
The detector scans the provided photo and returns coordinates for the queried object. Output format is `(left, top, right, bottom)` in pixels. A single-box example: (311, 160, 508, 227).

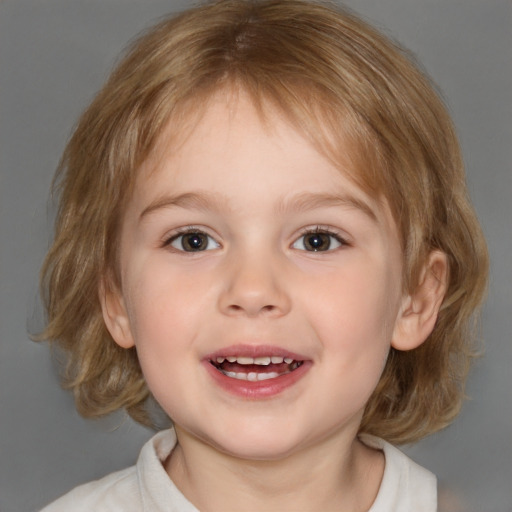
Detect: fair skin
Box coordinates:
(102, 89, 447, 511)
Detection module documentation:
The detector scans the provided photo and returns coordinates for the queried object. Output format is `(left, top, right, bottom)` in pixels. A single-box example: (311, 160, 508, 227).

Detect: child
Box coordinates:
(39, 0, 488, 510)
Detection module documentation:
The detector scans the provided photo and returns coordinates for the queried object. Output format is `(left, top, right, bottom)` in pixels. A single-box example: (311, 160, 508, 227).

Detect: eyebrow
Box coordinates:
(139, 191, 228, 221)
(275, 191, 378, 221)
(139, 190, 377, 222)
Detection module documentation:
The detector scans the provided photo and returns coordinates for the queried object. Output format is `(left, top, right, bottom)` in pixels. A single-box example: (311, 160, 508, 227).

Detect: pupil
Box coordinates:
(306, 233, 329, 251)
(184, 233, 206, 251)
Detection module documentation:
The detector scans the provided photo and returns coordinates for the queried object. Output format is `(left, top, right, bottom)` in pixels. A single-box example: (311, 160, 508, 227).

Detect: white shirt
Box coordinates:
(41, 429, 437, 511)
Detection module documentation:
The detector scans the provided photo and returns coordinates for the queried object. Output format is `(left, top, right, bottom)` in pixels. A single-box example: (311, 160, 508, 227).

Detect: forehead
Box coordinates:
(130, 89, 395, 232)
(143, 86, 383, 197)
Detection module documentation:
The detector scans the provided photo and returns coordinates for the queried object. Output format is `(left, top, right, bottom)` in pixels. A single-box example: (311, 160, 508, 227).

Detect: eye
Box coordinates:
(167, 230, 220, 252)
(292, 229, 345, 252)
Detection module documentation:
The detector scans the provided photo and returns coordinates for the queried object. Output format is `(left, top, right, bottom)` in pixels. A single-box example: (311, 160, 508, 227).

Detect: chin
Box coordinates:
(204, 424, 309, 462)
(220, 440, 302, 462)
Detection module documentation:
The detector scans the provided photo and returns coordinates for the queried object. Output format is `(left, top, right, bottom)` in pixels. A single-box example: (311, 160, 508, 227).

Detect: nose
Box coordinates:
(217, 250, 291, 318)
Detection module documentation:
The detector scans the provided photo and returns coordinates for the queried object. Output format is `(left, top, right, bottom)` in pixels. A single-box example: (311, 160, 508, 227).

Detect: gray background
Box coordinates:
(1, 1, 510, 511)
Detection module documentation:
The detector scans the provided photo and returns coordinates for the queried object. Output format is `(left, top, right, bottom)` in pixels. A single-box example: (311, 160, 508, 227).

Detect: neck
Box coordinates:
(165, 427, 384, 512)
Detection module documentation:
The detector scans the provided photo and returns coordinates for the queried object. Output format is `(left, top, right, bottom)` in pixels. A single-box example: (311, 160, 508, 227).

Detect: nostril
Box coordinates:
(219, 278, 291, 318)
(227, 303, 276, 314)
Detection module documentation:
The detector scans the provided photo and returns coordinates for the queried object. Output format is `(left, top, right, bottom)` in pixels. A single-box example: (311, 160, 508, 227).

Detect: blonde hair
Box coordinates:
(39, 0, 488, 443)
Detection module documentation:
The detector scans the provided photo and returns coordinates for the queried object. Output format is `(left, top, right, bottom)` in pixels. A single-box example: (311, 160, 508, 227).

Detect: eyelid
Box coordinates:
(162, 226, 221, 252)
(291, 226, 350, 251)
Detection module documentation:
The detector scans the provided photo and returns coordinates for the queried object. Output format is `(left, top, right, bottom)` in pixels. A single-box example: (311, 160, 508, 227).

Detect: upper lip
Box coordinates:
(204, 344, 310, 363)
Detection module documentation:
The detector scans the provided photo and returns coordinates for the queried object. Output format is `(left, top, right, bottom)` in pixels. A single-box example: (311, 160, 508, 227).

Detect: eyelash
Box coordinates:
(162, 227, 219, 252)
(162, 225, 349, 253)
(293, 226, 349, 252)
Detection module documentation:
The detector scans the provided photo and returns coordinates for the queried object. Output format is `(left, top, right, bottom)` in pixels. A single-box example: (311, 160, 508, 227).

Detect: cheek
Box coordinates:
(121, 256, 224, 384)
(306, 256, 400, 373)
(125, 254, 211, 326)
(317, 263, 398, 334)
(122, 262, 198, 359)
(123, 271, 201, 413)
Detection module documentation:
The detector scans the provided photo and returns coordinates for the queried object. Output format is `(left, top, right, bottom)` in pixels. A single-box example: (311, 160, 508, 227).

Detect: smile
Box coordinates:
(210, 355, 304, 382)
(204, 345, 311, 398)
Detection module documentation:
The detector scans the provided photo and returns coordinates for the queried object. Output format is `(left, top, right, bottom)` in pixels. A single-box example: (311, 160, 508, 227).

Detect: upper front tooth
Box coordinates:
(254, 356, 271, 365)
(237, 356, 254, 364)
(220, 355, 292, 365)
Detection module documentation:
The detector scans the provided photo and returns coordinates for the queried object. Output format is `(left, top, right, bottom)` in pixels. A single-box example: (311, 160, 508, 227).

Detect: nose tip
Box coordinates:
(218, 257, 291, 318)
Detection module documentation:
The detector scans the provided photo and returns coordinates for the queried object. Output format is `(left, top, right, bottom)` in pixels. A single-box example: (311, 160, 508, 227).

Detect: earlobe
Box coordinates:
(99, 279, 135, 349)
(392, 250, 448, 351)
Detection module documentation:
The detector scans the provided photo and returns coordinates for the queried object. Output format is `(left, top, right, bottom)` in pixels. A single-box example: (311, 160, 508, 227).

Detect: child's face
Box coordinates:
(106, 91, 407, 460)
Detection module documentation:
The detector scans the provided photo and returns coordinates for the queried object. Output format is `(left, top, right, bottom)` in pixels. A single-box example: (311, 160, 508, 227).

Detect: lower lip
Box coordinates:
(203, 360, 312, 399)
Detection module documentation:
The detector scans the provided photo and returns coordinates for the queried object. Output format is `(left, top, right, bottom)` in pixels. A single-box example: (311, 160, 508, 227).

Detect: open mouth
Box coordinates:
(210, 355, 304, 382)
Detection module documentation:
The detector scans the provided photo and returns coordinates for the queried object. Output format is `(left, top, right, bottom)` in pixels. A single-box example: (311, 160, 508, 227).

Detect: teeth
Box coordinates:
(214, 355, 296, 366)
(254, 356, 271, 365)
(257, 372, 280, 380)
(223, 371, 281, 381)
(236, 356, 254, 365)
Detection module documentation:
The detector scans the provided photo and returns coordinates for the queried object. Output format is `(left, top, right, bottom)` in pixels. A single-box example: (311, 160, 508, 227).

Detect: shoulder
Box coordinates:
(40, 465, 140, 512)
(40, 429, 192, 512)
(361, 435, 437, 512)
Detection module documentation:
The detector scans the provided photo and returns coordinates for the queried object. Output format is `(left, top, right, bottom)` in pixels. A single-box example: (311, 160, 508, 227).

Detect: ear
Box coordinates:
(99, 279, 135, 349)
(392, 250, 448, 351)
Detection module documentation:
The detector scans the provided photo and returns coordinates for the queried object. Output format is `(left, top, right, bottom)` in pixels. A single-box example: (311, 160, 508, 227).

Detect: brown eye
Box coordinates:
(304, 233, 331, 251)
(292, 230, 344, 252)
(169, 231, 219, 252)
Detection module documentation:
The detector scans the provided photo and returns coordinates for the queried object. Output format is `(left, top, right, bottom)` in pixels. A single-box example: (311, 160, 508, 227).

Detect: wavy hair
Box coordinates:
(39, 0, 488, 443)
